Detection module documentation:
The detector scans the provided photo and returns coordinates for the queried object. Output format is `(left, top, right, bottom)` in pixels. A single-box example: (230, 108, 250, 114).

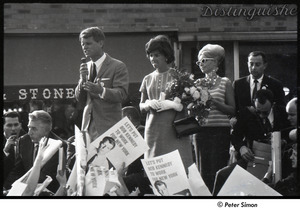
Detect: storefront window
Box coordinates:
(239, 41, 297, 100)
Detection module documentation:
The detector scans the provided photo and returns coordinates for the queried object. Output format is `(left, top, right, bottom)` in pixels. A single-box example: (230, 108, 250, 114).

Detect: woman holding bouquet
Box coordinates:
(194, 44, 235, 192)
(139, 35, 193, 171)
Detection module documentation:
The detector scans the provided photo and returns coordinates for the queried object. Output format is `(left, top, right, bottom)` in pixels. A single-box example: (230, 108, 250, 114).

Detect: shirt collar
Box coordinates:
(250, 74, 264, 83)
(93, 53, 106, 71)
(268, 107, 274, 126)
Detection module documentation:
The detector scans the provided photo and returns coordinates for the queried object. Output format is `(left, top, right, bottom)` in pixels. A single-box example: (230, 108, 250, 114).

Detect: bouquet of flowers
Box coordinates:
(165, 68, 212, 126)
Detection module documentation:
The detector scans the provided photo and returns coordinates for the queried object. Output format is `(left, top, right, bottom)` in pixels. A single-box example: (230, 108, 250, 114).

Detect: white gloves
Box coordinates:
(157, 99, 183, 112)
(144, 99, 162, 111)
(143, 97, 183, 112)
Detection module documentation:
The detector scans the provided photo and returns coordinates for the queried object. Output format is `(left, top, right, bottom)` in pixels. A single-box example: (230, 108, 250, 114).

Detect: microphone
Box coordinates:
(81, 57, 87, 83)
(81, 57, 87, 63)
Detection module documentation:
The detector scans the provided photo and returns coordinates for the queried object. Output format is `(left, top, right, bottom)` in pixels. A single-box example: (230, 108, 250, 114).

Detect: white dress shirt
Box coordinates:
(250, 74, 263, 99)
(93, 53, 107, 99)
(268, 107, 274, 128)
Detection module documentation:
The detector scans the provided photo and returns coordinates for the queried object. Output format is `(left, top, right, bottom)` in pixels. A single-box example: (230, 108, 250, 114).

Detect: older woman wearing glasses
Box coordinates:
(193, 44, 235, 192)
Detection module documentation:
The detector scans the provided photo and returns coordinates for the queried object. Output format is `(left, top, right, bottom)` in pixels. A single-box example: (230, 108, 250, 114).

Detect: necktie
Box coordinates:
(90, 63, 97, 82)
(263, 118, 272, 133)
(33, 144, 39, 162)
(252, 79, 258, 102)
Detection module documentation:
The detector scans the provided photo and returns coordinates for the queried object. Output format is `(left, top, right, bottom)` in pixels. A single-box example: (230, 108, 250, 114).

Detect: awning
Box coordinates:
(178, 31, 297, 42)
(4, 84, 77, 102)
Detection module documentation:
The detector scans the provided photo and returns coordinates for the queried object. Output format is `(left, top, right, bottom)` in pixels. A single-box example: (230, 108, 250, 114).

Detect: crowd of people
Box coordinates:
(2, 26, 298, 197)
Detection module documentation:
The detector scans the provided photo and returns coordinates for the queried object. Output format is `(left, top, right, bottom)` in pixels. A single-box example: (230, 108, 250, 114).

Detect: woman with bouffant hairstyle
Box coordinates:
(193, 44, 235, 192)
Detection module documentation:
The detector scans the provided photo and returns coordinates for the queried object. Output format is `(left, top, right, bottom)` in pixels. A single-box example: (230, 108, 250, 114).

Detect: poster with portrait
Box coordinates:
(85, 167, 120, 196)
(218, 164, 281, 196)
(141, 150, 191, 196)
(88, 116, 149, 170)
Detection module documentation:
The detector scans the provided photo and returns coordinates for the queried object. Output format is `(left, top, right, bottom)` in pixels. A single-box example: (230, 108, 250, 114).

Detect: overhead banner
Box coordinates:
(3, 84, 77, 101)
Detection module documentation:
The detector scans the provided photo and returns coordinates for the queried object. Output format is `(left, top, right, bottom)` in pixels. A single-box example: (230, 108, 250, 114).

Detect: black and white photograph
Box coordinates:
(2, 1, 299, 209)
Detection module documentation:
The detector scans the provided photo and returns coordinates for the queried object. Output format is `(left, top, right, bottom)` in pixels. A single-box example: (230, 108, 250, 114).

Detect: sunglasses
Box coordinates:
(196, 58, 215, 66)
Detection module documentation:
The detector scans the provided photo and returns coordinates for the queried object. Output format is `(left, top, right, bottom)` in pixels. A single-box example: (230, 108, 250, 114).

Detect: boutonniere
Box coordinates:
(261, 84, 268, 90)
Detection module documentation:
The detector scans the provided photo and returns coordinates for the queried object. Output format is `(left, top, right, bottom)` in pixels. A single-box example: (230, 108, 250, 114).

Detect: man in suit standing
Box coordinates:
(3, 111, 26, 182)
(212, 89, 289, 195)
(4, 110, 63, 194)
(233, 51, 285, 114)
(75, 27, 129, 142)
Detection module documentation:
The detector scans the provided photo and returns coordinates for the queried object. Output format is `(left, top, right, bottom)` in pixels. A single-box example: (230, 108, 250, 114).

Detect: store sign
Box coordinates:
(200, 4, 297, 20)
(3, 85, 77, 101)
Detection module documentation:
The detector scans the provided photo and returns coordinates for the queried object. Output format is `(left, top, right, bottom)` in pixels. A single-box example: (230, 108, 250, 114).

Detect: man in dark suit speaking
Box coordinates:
(233, 51, 285, 114)
(75, 27, 129, 142)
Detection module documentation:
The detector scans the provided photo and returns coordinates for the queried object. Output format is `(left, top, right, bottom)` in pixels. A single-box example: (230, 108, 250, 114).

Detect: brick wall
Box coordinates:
(4, 3, 297, 33)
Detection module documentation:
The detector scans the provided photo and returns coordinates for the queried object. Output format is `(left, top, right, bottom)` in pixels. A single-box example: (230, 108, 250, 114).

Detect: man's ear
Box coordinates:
(263, 62, 268, 70)
(98, 40, 104, 48)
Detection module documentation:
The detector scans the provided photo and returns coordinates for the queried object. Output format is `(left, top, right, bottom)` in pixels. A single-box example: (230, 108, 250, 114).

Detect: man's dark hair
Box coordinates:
(79, 27, 105, 42)
(154, 180, 167, 191)
(255, 89, 274, 105)
(3, 111, 21, 125)
(248, 51, 267, 64)
(99, 136, 116, 149)
(145, 35, 175, 64)
(29, 100, 45, 111)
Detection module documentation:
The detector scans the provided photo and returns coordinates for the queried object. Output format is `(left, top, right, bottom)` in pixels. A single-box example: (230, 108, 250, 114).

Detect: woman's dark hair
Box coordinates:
(145, 35, 175, 64)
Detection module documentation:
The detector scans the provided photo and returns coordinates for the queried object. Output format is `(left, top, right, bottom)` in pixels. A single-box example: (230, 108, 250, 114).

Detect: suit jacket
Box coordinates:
(231, 104, 289, 156)
(75, 54, 129, 139)
(214, 105, 289, 196)
(233, 75, 285, 113)
(4, 133, 64, 193)
(2, 129, 27, 183)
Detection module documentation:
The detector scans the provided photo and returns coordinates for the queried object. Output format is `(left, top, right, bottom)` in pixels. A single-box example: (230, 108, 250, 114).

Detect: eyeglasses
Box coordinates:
(196, 58, 215, 66)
